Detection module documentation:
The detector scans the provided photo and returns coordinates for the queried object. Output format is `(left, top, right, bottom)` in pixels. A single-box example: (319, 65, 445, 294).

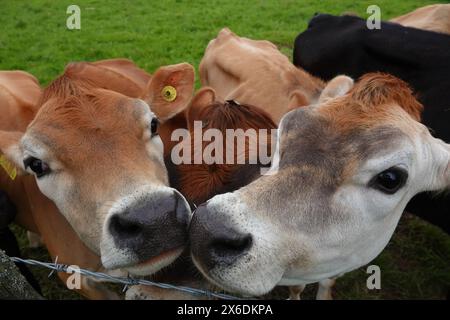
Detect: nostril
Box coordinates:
(210, 234, 252, 260)
(109, 215, 142, 239)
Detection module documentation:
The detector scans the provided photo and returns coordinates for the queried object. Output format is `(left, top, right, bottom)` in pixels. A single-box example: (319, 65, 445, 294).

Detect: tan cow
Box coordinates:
(390, 4, 450, 35)
(199, 28, 354, 125)
(189, 73, 450, 298)
(0, 60, 195, 299)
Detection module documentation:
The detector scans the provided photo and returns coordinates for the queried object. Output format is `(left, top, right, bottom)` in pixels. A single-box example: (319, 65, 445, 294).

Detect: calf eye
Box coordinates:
(150, 118, 159, 136)
(369, 167, 408, 194)
(23, 157, 50, 178)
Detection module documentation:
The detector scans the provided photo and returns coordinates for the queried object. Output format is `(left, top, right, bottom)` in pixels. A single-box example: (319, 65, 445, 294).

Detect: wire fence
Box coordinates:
(10, 256, 246, 300)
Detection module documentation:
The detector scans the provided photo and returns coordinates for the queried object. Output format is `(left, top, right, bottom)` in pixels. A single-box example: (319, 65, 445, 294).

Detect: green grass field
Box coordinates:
(1, 0, 449, 300)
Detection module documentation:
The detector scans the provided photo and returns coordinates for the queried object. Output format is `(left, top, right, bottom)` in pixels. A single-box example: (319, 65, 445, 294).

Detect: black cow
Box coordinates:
(293, 14, 450, 234)
(0, 190, 41, 294)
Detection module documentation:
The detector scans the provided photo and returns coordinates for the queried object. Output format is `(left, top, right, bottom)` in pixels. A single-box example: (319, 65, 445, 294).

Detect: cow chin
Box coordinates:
(192, 252, 285, 297)
(124, 247, 184, 276)
(100, 238, 184, 275)
(98, 184, 191, 275)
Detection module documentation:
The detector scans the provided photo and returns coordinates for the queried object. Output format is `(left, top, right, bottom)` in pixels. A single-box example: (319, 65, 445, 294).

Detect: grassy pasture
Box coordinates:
(1, 0, 449, 299)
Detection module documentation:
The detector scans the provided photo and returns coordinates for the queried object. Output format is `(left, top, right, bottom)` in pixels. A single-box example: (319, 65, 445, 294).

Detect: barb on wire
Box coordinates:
(10, 256, 246, 300)
(48, 255, 58, 278)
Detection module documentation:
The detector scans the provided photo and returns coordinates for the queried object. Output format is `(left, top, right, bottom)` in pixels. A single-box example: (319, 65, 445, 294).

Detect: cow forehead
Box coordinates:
(35, 89, 146, 130)
(279, 107, 407, 184)
(24, 93, 151, 164)
(239, 108, 407, 229)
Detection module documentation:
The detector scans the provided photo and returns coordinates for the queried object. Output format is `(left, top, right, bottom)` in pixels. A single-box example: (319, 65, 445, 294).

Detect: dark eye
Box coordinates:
(150, 118, 159, 136)
(369, 167, 408, 194)
(23, 157, 50, 178)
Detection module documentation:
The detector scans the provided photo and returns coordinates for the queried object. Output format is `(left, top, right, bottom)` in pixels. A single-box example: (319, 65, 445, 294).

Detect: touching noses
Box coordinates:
(109, 190, 190, 260)
(189, 204, 253, 270)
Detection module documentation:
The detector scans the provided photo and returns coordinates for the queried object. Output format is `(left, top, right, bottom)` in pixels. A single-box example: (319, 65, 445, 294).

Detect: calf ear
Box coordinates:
(447, 158, 450, 189)
(351, 73, 423, 121)
(428, 138, 450, 192)
(0, 131, 26, 179)
(286, 90, 308, 112)
(186, 87, 216, 125)
(319, 75, 354, 103)
(446, 157, 450, 189)
(143, 63, 195, 122)
(0, 71, 41, 111)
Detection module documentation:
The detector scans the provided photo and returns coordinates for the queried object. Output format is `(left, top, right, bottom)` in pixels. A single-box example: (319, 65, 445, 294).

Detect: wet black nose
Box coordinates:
(189, 204, 252, 270)
(109, 191, 190, 260)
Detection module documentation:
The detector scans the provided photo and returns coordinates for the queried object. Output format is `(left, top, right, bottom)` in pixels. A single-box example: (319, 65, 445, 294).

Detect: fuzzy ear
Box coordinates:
(0, 131, 26, 179)
(350, 73, 423, 121)
(142, 63, 195, 122)
(186, 87, 216, 125)
(446, 155, 450, 188)
(286, 90, 308, 112)
(319, 75, 354, 103)
(445, 151, 450, 189)
(425, 137, 450, 192)
(0, 71, 41, 111)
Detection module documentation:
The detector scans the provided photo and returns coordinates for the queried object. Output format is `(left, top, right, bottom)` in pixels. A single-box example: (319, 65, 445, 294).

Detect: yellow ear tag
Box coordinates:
(0, 154, 17, 180)
(162, 86, 177, 102)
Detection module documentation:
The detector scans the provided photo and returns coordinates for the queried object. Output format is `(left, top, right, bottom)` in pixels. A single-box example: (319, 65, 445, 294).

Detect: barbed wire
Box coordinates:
(10, 256, 247, 300)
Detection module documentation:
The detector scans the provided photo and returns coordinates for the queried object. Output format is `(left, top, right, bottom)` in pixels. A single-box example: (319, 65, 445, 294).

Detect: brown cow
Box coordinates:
(1, 60, 272, 300)
(199, 28, 354, 124)
(390, 4, 450, 35)
(0, 60, 195, 299)
(167, 87, 276, 206)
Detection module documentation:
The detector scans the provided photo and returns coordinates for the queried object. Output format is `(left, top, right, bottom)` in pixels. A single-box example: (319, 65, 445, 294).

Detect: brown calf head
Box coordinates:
(0, 63, 195, 276)
(167, 87, 276, 205)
